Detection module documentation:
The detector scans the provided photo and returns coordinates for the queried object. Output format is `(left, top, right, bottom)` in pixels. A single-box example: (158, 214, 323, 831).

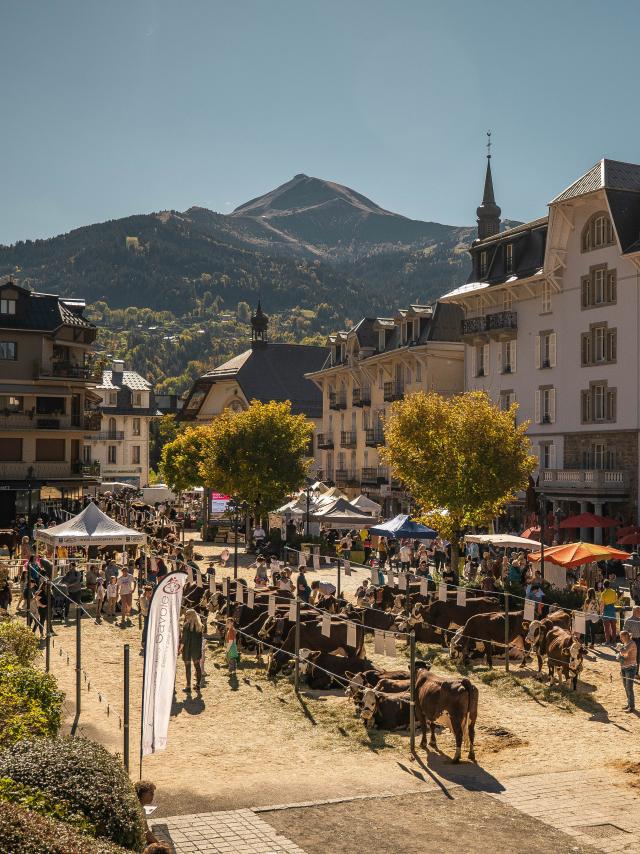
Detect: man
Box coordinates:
(135, 780, 159, 846)
(617, 630, 638, 713)
(117, 566, 137, 626)
(398, 541, 412, 572)
(355, 578, 370, 604)
(340, 533, 352, 561)
(310, 579, 336, 605)
(60, 562, 83, 625)
(623, 606, 640, 663)
(253, 523, 266, 548)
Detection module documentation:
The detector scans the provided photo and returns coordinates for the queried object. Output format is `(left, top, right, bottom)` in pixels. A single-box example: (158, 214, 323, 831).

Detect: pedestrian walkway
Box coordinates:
(151, 808, 306, 854)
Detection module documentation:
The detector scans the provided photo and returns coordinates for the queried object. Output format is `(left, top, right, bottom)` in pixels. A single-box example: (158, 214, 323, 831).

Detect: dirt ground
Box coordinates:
(29, 535, 640, 816)
(262, 789, 602, 854)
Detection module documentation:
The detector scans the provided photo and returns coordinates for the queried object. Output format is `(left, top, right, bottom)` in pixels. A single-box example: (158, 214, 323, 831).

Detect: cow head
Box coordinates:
(298, 648, 321, 678)
(390, 595, 405, 616)
(344, 671, 366, 705)
(449, 627, 466, 661)
(267, 648, 288, 677)
(359, 688, 379, 728)
(258, 615, 276, 640)
(525, 619, 543, 649)
(568, 638, 584, 676)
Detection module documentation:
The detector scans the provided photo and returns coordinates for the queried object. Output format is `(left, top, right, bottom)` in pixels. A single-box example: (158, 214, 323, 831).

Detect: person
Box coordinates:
(310, 579, 336, 605)
(296, 567, 310, 603)
(433, 537, 446, 572)
(355, 578, 370, 604)
(377, 538, 388, 568)
(278, 567, 293, 592)
(85, 563, 98, 598)
(340, 533, 352, 561)
(105, 574, 118, 618)
(623, 605, 640, 663)
(94, 570, 106, 624)
(253, 523, 266, 548)
(442, 563, 459, 589)
(60, 563, 83, 625)
(105, 558, 119, 582)
(179, 609, 204, 692)
(617, 630, 637, 712)
(116, 566, 136, 626)
(0, 577, 12, 613)
(225, 616, 239, 676)
(399, 541, 412, 572)
(363, 532, 372, 563)
(143, 845, 172, 854)
(600, 579, 619, 646)
(20, 535, 31, 562)
(30, 579, 47, 637)
(139, 584, 154, 651)
(583, 587, 599, 649)
(135, 780, 158, 846)
(254, 557, 269, 588)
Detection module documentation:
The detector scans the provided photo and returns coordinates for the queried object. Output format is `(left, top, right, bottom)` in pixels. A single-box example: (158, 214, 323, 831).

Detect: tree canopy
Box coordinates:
(380, 391, 536, 547)
(159, 426, 210, 492)
(199, 400, 313, 515)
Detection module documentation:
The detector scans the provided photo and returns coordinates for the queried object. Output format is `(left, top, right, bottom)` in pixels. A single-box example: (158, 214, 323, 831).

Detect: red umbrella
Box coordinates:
(617, 525, 640, 537)
(520, 526, 541, 539)
(618, 532, 640, 546)
(558, 512, 618, 529)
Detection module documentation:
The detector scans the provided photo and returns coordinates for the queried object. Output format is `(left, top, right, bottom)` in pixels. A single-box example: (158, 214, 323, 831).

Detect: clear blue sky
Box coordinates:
(2, 0, 639, 244)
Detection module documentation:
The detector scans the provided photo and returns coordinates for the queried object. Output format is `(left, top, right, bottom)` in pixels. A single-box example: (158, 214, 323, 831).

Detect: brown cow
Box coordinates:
(267, 619, 365, 675)
(360, 689, 411, 731)
(414, 669, 479, 762)
(544, 627, 585, 690)
(525, 610, 572, 671)
(399, 597, 501, 644)
(450, 611, 527, 668)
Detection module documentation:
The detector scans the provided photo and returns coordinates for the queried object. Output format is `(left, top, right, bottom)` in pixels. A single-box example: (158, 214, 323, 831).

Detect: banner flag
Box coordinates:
(268, 595, 276, 616)
(343, 560, 351, 576)
(185, 566, 194, 584)
(288, 600, 297, 621)
(209, 574, 216, 593)
(374, 630, 384, 655)
(235, 583, 244, 603)
(384, 632, 396, 657)
(141, 571, 187, 756)
(420, 578, 429, 596)
(347, 621, 357, 648)
(321, 613, 332, 637)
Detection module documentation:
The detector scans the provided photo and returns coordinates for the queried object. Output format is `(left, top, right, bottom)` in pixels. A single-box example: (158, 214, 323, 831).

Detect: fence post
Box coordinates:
(504, 590, 510, 673)
(45, 580, 53, 673)
(70, 603, 82, 734)
(409, 630, 416, 757)
(294, 599, 301, 693)
(123, 644, 130, 773)
(336, 560, 341, 601)
(26, 571, 32, 628)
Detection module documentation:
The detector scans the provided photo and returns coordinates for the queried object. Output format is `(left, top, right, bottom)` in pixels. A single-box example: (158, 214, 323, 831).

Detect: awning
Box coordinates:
(35, 501, 146, 547)
(369, 515, 436, 539)
(465, 533, 542, 549)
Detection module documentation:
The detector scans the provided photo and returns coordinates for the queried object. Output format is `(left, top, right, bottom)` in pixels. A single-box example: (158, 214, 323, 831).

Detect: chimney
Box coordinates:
(112, 359, 124, 374)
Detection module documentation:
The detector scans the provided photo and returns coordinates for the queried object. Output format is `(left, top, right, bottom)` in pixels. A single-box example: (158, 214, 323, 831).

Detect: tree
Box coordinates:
(236, 301, 251, 323)
(380, 391, 537, 570)
(149, 414, 184, 471)
(159, 426, 210, 492)
(199, 400, 313, 519)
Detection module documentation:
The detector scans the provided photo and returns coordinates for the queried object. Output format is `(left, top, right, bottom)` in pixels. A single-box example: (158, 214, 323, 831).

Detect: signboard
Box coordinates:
(210, 491, 230, 515)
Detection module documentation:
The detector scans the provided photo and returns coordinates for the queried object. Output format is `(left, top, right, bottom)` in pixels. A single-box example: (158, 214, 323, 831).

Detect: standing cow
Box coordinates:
(414, 670, 479, 763)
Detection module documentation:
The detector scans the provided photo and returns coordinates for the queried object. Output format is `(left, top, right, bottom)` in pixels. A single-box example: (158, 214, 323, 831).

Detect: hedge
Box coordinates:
(0, 800, 128, 854)
(0, 620, 39, 665)
(0, 737, 146, 851)
(0, 657, 63, 747)
(0, 776, 96, 835)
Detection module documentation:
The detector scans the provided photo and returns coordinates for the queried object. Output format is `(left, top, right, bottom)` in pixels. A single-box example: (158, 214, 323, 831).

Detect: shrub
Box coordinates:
(0, 620, 39, 664)
(0, 800, 127, 853)
(0, 658, 63, 747)
(0, 776, 95, 835)
(0, 737, 146, 850)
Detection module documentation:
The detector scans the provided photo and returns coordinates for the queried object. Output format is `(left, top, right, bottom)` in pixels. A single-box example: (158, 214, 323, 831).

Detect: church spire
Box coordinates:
(250, 298, 269, 348)
(476, 131, 501, 240)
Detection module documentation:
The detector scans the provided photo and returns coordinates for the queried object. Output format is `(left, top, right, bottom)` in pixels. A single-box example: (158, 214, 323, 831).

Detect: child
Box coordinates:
(106, 575, 118, 618)
(225, 617, 239, 675)
(95, 571, 106, 624)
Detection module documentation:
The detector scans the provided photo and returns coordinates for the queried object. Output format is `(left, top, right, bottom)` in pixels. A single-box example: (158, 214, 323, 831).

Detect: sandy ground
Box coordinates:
(28, 534, 640, 816)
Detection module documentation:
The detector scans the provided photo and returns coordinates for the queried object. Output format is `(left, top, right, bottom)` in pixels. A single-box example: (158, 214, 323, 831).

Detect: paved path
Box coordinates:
(153, 768, 640, 854)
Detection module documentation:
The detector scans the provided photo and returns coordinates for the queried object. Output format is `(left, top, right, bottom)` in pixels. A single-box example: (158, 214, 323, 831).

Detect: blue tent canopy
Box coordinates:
(369, 514, 437, 539)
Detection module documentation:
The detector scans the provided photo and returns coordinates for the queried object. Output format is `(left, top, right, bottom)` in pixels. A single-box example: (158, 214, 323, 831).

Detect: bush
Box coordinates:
(0, 737, 146, 851)
(0, 658, 63, 747)
(0, 776, 95, 835)
(0, 620, 39, 664)
(0, 800, 127, 853)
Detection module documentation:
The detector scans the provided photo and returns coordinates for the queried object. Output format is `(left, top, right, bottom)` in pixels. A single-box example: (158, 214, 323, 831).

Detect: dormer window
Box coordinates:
(582, 212, 614, 252)
(133, 391, 142, 407)
(479, 251, 488, 277)
(0, 298, 16, 315)
(505, 244, 513, 274)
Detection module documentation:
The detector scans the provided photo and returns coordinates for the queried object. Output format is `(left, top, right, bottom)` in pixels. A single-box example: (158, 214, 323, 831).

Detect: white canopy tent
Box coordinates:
(465, 533, 542, 549)
(35, 501, 147, 547)
(351, 494, 382, 516)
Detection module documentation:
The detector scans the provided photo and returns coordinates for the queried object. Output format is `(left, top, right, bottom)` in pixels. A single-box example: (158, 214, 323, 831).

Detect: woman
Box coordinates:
(600, 579, 619, 646)
(583, 587, 599, 649)
(178, 609, 204, 692)
(617, 630, 637, 712)
(30, 579, 48, 637)
(20, 535, 31, 562)
(296, 567, 310, 603)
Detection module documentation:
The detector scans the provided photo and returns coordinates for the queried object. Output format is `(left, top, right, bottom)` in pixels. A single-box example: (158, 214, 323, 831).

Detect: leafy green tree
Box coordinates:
(380, 391, 536, 569)
(149, 414, 184, 471)
(236, 301, 251, 323)
(159, 426, 209, 492)
(199, 400, 312, 519)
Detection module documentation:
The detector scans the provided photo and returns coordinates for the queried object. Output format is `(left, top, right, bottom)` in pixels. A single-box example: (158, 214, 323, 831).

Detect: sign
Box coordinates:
(438, 583, 447, 602)
(524, 598, 535, 621)
(343, 560, 351, 576)
(235, 583, 244, 604)
(210, 491, 230, 515)
(398, 573, 407, 591)
(247, 589, 255, 609)
(347, 622, 357, 648)
(420, 578, 429, 596)
(384, 632, 396, 657)
(573, 612, 586, 635)
(374, 630, 384, 655)
(209, 574, 216, 593)
(268, 595, 276, 616)
(288, 600, 297, 621)
(321, 613, 332, 637)
(141, 571, 187, 756)
(456, 588, 466, 607)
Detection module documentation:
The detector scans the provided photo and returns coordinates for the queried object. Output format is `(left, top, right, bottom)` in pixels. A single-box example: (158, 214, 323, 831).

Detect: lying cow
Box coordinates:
(258, 612, 317, 646)
(298, 649, 374, 690)
(360, 689, 410, 731)
(414, 670, 479, 763)
(544, 627, 584, 689)
(267, 619, 365, 676)
(345, 663, 430, 707)
(450, 611, 526, 668)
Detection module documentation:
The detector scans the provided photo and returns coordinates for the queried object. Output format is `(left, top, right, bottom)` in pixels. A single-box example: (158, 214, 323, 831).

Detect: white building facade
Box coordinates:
(85, 360, 158, 487)
(442, 157, 640, 538)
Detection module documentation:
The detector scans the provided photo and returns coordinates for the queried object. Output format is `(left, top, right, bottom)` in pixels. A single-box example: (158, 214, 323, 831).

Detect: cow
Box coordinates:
(267, 620, 366, 676)
(0, 530, 17, 558)
(414, 670, 479, 762)
(360, 689, 410, 731)
(340, 603, 398, 632)
(297, 649, 375, 690)
(399, 597, 501, 645)
(525, 610, 573, 671)
(450, 611, 527, 668)
(543, 627, 585, 689)
(258, 612, 317, 646)
(345, 663, 430, 707)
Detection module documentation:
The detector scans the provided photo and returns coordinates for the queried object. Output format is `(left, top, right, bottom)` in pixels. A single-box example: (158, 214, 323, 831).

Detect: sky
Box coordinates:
(2, 0, 640, 244)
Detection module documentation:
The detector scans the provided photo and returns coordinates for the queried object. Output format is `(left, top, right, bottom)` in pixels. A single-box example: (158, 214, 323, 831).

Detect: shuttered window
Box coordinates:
(582, 267, 616, 308)
(0, 437, 22, 461)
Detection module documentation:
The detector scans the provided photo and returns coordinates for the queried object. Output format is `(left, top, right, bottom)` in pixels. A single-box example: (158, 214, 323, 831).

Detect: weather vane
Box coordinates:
(487, 130, 492, 159)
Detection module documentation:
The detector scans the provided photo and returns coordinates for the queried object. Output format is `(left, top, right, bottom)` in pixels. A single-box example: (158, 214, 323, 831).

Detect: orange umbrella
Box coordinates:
(528, 541, 629, 569)
(520, 526, 541, 539)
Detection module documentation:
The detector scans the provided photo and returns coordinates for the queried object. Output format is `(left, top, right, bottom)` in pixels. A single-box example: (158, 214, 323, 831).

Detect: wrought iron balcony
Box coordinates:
(365, 428, 385, 447)
(329, 391, 347, 410)
(335, 468, 358, 487)
(316, 433, 334, 449)
(340, 431, 357, 448)
(86, 430, 125, 441)
(462, 311, 518, 337)
(352, 387, 371, 407)
(383, 381, 404, 402)
(38, 361, 101, 381)
(361, 466, 389, 485)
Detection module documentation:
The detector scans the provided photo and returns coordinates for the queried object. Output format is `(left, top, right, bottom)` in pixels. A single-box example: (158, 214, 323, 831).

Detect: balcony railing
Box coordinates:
(316, 433, 334, 450)
(383, 382, 404, 402)
(0, 460, 100, 480)
(335, 469, 358, 486)
(0, 413, 102, 431)
(541, 468, 629, 494)
(352, 387, 371, 407)
(85, 430, 125, 441)
(365, 428, 385, 447)
(462, 311, 518, 336)
(38, 361, 101, 381)
(360, 466, 389, 485)
(340, 431, 357, 448)
(329, 392, 347, 410)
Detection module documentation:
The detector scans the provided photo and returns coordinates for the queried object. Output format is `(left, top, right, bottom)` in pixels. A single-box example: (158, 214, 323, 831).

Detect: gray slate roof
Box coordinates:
(0, 282, 95, 332)
(552, 159, 640, 204)
(98, 370, 151, 391)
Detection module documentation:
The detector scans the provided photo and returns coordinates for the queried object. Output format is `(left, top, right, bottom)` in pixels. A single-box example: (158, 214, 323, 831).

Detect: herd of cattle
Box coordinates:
(184, 575, 584, 762)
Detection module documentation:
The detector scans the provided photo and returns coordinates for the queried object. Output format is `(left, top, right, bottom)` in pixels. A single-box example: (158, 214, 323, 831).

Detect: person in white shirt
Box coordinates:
(399, 542, 412, 571)
(310, 579, 336, 605)
(116, 567, 136, 626)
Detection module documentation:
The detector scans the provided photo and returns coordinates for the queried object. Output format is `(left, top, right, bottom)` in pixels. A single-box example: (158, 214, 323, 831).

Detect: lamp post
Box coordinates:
(537, 490, 546, 579)
(303, 478, 317, 538)
(228, 497, 248, 580)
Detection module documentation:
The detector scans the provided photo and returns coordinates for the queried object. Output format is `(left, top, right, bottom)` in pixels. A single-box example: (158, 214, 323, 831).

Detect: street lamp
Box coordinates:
(228, 497, 248, 580)
(303, 478, 317, 537)
(537, 489, 546, 577)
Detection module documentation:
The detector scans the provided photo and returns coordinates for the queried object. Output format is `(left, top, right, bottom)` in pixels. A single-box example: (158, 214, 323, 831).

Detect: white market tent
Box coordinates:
(35, 501, 147, 547)
(351, 494, 381, 516)
(465, 533, 542, 549)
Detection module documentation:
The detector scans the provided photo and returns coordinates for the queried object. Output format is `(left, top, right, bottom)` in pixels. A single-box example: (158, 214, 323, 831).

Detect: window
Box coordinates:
(500, 340, 517, 374)
(582, 444, 617, 470)
(83, 445, 92, 463)
(132, 417, 141, 436)
(582, 212, 614, 252)
(108, 445, 117, 464)
(108, 417, 117, 436)
(132, 391, 142, 407)
(108, 391, 117, 406)
(0, 438, 22, 461)
(503, 290, 513, 311)
(581, 325, 616, 366)
(36, 438, 65, 461)
(535, 387, 556, 424)
(0, 298, 16, 315)
(0, 395, 23, 413)
(0, 342, 17, 360)
(132, 445, 141, 465)
(473, 343, 489, 377)
(581, 266, 616, 308)
(541, 281, 552, 313)
(505, 244, 514, 274)
(479, 251, 488, 277)
(535, 332, 556, 369)
(499, 390, 515, 411)
(581, 382, 617, 423)
(539, 442, 555, 469)
(36, 397, 65, 415)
